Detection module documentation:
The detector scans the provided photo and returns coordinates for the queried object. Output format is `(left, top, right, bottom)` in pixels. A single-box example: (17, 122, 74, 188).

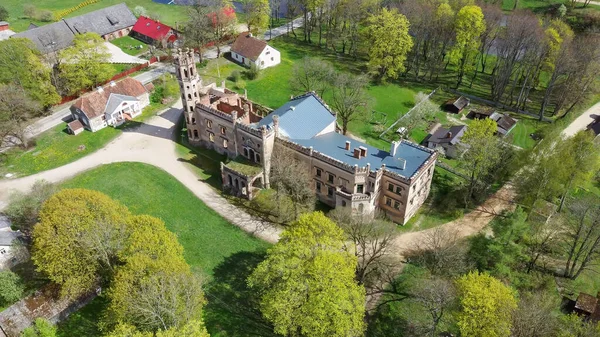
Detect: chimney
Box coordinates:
(398, 158, 406, 170)
(109, 81, 116, 87)
(353, 148, 361, 159)
(390, 141, 400, 157)
(359, 146, 367, 157)
(345, 141, 351, 150)
(446, 131, 453, 138)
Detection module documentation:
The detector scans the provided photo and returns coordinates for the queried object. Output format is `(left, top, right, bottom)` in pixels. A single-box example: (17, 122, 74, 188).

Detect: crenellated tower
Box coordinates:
(174, 48, 201, 139)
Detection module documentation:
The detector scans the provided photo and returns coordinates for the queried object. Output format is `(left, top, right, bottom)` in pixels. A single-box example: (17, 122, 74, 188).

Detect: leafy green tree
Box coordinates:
(245, 0, 270, 34)
(0, 38, 60, 108)
(105, 215, 207, 333)
(0, 6, 8, 21)
(558, 313, 600, 337)
(456, 271, 517, 337)
(32, 189, 131, 299)
(106, 320, 210, 337)
(58, 33, 112, 95)
(21, 318, 57, 337)
(364, 8, 413, 81)
(0, 270, 24, 306)
(5, 180, 56, 236)
(448, 5, 486, 88)
(248, 212, 366, 337)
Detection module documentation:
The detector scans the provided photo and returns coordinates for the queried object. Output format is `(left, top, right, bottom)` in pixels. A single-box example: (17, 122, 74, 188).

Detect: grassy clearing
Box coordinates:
(58, 162, 270, 336)
(110, 36, 148, 56)
(2, 0, 188, 33)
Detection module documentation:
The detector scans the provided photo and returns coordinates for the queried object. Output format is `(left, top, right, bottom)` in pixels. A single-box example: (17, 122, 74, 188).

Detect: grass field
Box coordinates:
(2, 0, 189, 33)
(110, 36, 148, 56)
(58, 162, 270, 336)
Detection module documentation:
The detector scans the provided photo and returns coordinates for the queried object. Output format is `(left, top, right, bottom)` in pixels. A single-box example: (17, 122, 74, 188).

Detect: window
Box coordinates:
(394, 201, 400, 210)
(328, 173, 334, 184)
(356, 184, 364, 194)
(189, 106, 194, 112)
(316, 181, 321, 192)
(327, 186, 334, 197)
(388, 183, 394, 192)
(385, 197, 392, 206)
(223, 139, 228, 148)
(206, 120, 213, 128)
(220, 126, 226, 134)
(209, 132, 214, 142)
(342, 200, 347, 207)
(193, 130, 199, 139)
(316, 168, 322, 177)
(410, 198, 414, 205)
(191, 118, 196, 125)
(256, 154, 261, 163)
(395, 186, 402, 195)
(261, 61, 264, 65)
(271, 57, 274, 61)
(358, 204, 364, 213)
(266, 51, 270, 55)
(412, 185, 416, 191)
(244, 148, 248, 157)
(187, 94, 191, 100)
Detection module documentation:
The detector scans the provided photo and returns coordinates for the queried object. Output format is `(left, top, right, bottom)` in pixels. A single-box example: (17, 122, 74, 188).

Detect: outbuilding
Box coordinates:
(230, 32, 281, 69)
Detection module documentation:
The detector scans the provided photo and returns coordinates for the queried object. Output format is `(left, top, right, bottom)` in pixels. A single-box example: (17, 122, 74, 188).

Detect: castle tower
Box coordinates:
(174, 48, 201, 140)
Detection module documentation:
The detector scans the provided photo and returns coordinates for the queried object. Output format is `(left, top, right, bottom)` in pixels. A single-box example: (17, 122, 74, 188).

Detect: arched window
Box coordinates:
(234, 179, 239, 189)
(244, 148, 248, 157)
(255, 154, 261, 163)
(194, 92, 197, 97)
(228, 175, 233, 186)
(187, 94, 191, 100)
(184, 69, 188, 77)
(193, 130, 199, 139)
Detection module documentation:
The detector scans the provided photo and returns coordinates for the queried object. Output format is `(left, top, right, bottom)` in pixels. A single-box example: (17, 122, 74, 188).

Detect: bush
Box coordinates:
(228, 70, 241, 82)
(245, 64, 261, 80)
(23, 4, 36, 18)
(234, 80, 246, 90)
(0, 5, 8, 21)
(0, 271, 24, 306)
(150, 86, 165, 104)
(39, 10, 54, 22)
(133, 5, 147, 17)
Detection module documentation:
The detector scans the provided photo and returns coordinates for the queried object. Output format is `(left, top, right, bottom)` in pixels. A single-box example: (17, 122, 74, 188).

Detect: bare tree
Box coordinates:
(562, 195, 600, 280)
(5, 180, 56, 238)
(412, 278, 457, 337)
(408, 226, 470, 277)
(329, 208, 396, 287)
(289, 57, 334, 97)
(183, 3, 214, 62)
(511, 292, 558, 337)
(0, 84, 41, 148)
(330, 73, 371, 135)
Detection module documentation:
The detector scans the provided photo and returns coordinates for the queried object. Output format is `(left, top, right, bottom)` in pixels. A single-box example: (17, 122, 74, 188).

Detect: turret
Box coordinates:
(174, 48, 202, 134)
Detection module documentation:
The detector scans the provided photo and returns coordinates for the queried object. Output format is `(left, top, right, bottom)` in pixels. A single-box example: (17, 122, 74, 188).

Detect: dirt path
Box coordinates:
(0, 101, 281, 244)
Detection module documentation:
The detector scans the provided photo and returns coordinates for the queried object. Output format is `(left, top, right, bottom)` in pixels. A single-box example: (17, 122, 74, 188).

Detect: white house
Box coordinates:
(0, 215, 25, 270)
(230, 32, 281, 69)
(69, 77, 150, 133)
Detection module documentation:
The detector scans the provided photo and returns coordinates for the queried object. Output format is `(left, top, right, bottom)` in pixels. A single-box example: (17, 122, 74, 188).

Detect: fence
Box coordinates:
(378, 87, 439, 141)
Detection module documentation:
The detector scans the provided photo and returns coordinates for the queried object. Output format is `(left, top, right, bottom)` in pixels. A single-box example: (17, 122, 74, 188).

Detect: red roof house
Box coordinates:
(208, 7, 236, 28)
(131, 16, 177, 46)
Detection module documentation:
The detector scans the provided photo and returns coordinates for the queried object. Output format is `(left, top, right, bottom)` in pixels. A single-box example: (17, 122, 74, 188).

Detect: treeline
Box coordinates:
(267, 0, 600, 120)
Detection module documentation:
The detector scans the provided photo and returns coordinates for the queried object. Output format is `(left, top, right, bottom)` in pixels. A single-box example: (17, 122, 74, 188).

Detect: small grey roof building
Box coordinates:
(424, 124, 467, 158)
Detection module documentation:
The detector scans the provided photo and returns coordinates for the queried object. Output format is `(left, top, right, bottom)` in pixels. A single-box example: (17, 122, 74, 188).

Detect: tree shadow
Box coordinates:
(203, 251, 277, 337)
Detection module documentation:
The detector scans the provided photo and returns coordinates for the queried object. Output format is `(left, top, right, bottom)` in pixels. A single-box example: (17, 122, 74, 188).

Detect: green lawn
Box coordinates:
(3, 0, 189, 33)
(0, 124, 120, 178)
(110, 36, 148, 56)
(58, 162, 270, 336)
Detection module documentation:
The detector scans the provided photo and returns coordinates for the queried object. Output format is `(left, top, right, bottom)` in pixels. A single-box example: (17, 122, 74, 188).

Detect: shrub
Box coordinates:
(150, 86, 165, 104)
(245, 64, 261, 80)
(228, 70, 241, 82)
(0, 271, 24, 306)
(0, 5, 8, 21)
(133, 6, 147, 18)
(23, 4, 36, 19)
(234, 80, 246, 90)
(39, 10, 54, 22)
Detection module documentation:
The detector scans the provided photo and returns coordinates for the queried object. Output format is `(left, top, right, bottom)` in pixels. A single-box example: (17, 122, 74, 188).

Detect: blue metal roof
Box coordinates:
(257, 93, 336, 139)
(292, 132, 433, 178)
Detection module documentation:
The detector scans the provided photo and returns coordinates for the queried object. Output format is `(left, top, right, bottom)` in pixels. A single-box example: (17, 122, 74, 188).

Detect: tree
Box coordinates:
(32, 189, 131, 299)
(396, 92, 439, 135)
(289, 57, 334, 97)
(0, 270, 24, 306)
(106, 320, 210, 337)
(329, 208, 396, 287)
(248, 212, 366, 337)
(455, 271, 517, 337)
(412, 278, 457, 337)
(448, 5, 486, 88)
(245, 0, 270, 34)
(133, 6, 147, 17)
(183, 2, 215, 63)
(5, 180, 57, 236)
(364, 8, 413, 81)
(0, 6, 8, 21)
(269, 145, 315, 221)
(0, 84, 42, 148)
(194, 0, 237, 57)
(58, 33, 112, 95)
(459, 118, 502, 206)
(410, 226, 470, 277)
(558, 314, 600, 337)
(330, 73, 371, 135)
(511, 292, 558, 337)
(21, 318, 57, 337)
(0, 38, 60, 108)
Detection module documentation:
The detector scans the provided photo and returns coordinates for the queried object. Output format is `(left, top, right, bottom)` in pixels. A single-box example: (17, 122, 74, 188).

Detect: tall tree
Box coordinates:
(32, 189, 131, 299)
(245, 0, 270, 34)
(248, 212, 366, 337)
(330, 73, 371, 135)
(0, 84, 42, 148)
(5, 180, 56, 236)
(0, 270, 24, 306)
(448, 5, 485, 88)
(21, 318, 57, 337)
(412, 278, 457, 337)
(58, 33, 112, 95)
(0, 6, 8, 21)
(511, 292, 558, 337)
(364, 8, 413, 81)
(0, 38, 60, 108)
(183, 2, 214, 62)
(562, 194, 600, 280)
(289, 57, 334, 97)
(106, 320, 210, 337)
(456, 271, 517, 337)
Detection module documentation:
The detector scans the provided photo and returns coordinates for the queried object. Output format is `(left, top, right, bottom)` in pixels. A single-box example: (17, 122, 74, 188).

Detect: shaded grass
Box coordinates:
(110, 36, 148, 56)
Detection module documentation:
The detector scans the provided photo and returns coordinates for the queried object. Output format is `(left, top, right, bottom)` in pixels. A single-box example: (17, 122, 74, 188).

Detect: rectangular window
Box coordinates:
(256, 154, 261, 163)
(327, 186, 334, 197)
(385, 197, 392, 206)
(328, 173, 334, 184)
(394, 201, 400, 210)
(223, 138, 228, 148)
(388, 183, 394, 192)
(191, 118, 196, 125)
(356, 184, 364, 194)
(395, 186, 402, 195)
(316, 181, 321, 192)
(316, 168, 322, 177)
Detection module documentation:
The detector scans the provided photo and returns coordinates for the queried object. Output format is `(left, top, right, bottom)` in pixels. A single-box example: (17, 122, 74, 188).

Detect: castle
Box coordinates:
(174, 49, 438, 224)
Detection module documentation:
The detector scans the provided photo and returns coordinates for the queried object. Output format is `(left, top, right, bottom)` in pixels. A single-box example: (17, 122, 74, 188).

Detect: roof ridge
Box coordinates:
(290, 92, 337, 117)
